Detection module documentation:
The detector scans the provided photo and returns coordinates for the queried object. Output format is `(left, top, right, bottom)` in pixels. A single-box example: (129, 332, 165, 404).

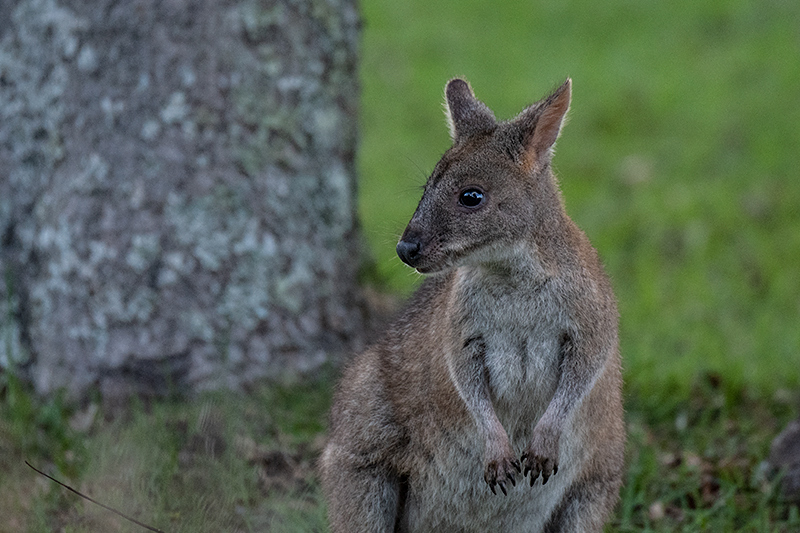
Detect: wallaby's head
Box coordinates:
(396, 78, 572, 274)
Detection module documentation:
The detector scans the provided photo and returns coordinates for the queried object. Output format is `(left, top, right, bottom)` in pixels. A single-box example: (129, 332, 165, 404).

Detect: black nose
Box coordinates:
(396, 239, 421, 266)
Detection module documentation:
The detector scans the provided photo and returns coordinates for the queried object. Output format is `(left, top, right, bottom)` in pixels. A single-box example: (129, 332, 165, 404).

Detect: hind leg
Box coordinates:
(542, 475, 622, 533)
(319, 444, 403, 533)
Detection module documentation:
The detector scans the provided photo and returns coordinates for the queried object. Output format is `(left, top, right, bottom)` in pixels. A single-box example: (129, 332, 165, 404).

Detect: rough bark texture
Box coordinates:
(0, 0, 364, 400)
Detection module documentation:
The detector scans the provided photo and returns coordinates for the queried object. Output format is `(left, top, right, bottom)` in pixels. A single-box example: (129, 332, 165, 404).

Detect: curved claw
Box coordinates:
(484, 454, 521, 496)
(521, 451, 560, 487)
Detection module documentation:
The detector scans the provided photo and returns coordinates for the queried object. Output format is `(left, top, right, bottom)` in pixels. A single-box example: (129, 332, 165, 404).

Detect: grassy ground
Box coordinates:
(1, 371, 798, 532)
(3, 0, 800, 530)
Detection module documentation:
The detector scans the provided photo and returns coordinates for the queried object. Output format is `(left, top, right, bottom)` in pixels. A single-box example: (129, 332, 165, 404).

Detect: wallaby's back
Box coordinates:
(320, 78, 624, 532)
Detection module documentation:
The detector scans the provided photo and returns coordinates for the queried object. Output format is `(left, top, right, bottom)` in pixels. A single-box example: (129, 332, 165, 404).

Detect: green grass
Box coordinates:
(3, 0, 800, 530)
(1, 376, 332, 532)
(2, 373, 797, 531)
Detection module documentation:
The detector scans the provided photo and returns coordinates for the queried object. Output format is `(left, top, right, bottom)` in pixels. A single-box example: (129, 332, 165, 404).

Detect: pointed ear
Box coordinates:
(514, 78, 572, 171)
(444, 79, 496, 143)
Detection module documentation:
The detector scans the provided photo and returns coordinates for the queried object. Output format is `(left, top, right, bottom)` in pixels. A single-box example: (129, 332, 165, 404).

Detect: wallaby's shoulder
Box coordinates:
(557, 219, 619, 316)
(329, 271, 458, 411)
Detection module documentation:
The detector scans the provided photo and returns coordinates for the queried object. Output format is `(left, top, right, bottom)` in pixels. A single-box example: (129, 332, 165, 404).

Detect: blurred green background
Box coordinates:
(358, 0, 800, 414)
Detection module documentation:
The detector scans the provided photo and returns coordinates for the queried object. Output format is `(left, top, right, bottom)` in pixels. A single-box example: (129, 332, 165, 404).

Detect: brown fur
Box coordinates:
(320, 78, 625, 532)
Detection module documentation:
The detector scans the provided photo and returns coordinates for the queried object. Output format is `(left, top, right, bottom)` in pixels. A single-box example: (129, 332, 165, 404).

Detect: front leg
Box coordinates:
(521, 420, 560, 485)
(448, 336, 520, 495)
(522, 329, 607, 486)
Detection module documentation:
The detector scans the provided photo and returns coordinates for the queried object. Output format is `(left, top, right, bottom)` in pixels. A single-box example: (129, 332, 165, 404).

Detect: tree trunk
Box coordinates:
(0, 0, 364, 400)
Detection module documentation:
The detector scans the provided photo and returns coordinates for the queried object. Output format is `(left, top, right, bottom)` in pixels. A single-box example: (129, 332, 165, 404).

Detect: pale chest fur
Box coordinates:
(402, 268, 579, 530)
(452, 265, 568, 445)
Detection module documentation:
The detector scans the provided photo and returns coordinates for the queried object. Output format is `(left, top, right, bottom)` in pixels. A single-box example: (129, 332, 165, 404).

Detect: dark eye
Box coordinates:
(458, 188, 485, 209)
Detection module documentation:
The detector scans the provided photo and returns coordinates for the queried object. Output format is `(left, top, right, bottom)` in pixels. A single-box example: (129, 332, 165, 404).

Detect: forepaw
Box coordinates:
(521, 450, 559, 486)
(483, 454, 521, 496)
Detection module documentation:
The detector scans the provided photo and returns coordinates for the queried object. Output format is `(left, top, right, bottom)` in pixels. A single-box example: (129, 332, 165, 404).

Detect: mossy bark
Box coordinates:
(0, 0, 364, 400)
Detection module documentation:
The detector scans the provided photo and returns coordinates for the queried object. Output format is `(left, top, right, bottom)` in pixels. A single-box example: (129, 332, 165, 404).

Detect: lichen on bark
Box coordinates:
(0, 0, 364, 400)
